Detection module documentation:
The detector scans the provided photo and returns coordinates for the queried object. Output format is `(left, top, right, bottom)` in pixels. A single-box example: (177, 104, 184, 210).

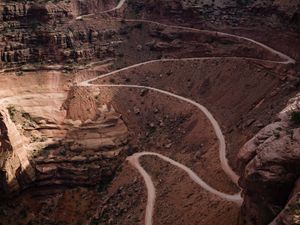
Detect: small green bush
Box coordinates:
(7, 105, 17, 119)
(237, 0, 251, 6)
(89, 219, 99, 225)
(291, 111, 300, 124)
(19, 209, 27, 219)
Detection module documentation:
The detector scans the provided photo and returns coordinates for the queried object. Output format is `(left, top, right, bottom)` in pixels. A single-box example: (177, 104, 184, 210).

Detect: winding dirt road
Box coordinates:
(127, 151, 242, 225)
(0, 1, 296, 225)
(78, 55, 294, 225)
(76, 2, 296, 225)
(79, 80, 244, 225)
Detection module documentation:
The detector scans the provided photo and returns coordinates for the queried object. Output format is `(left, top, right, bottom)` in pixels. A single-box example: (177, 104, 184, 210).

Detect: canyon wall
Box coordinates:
(0, 0, 299, 224)
(128, 0, 300, 32)
(0, 86, 129, 197)
(71, 0, 117, 16)
(238, 93, 300, 225)
(0, 0, 121, 69)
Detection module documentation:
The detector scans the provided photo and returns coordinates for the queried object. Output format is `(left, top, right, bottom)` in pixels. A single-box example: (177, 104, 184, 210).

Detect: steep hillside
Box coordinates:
(0, 0, 299, 225)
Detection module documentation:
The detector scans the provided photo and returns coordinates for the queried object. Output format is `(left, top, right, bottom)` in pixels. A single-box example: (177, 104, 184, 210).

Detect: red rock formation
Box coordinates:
(0, 1, 120, 68)
(238, 93, 300, 225)
(63, 86, 98, 121)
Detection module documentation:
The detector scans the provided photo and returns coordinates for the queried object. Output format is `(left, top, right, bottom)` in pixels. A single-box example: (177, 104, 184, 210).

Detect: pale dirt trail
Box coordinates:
(79, 83, 243, 225)
(0, 1, 296, 224)
(76, 0, 126, 19)
(79, 22, 295, 86)
(0, 76, 242, 225)
(76, 0, 295, 65)
(127, 152, 242, 225)
(0, 79, 244, 225)
(115, 18, 295, 64)
(74, 2, 297, 224)
(82, 83, 239, 184)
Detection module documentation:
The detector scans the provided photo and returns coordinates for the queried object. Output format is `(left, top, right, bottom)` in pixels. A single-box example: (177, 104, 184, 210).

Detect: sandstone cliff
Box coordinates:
(0, 0, 121, 69)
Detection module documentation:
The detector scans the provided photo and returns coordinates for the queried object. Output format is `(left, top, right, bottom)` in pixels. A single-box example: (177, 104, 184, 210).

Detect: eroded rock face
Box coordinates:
(0, 74, 129, 196)
(0, 107, 36, 195)
(71, 0, 117, 16)
(0, 114, 15, 194)
(0, 105, 129, 195)
(129, 0, 300, 32)
(63, 86, 98, 121)
(238, 93, 300, 225)
(33, 105, 129, 188)
(0, 0, 121, 69)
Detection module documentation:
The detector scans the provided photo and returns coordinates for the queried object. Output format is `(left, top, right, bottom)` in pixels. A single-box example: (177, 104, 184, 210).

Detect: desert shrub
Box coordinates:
(89, 218, 100, 225)
(19, 209, 27, 219)
(7, 105, 17, 119)
(237, 0, 251, 6)
(291, 111, 300, 124)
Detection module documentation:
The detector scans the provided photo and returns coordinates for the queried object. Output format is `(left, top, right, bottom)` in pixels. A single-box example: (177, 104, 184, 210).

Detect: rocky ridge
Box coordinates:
(238, 92, 300, 225)
(0, 85, 129, 196)
(125, 0, 300, 32)
(0, 0, 122, 69)
(0, 0, 300, 224)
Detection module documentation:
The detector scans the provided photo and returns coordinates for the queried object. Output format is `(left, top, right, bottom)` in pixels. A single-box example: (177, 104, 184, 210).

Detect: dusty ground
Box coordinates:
(0, 0, 299, 225)
(93, 58, 299, 170)
(141, 156, 239, 225)
(86, 86, 239, 225)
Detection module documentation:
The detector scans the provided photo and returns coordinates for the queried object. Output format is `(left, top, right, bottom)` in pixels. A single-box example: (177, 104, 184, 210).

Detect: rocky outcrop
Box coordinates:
(63, 86, 98, 121)
(0, 84, 129, 196)
(0, 1, 122, 69)
(128, 0, 300, 32)
(32, 104, 128, 189)
(0, 107, 35, 195)
(0, 114, 14, 195)
(238, 93, 300, 225)
(71, 0, 117, 16)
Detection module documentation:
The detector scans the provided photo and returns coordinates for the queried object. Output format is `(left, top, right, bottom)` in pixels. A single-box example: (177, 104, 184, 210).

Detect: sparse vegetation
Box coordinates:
(19, 209, 27, 219)
(290, 111, 300, 124)
(16, 71, 23, 76)
(89, 219, 100, 225)
(60, 149, 67, 156)
(237, 0, 251, 6)
(273, 130, 280, 139)
(109, 78, 115, 83)
(7, 105, 17, 121)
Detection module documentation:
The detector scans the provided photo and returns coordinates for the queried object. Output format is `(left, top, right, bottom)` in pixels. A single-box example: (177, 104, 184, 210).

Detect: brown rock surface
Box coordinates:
(63, 86, 98, 121)
(238, 93, 300, 225)
(0, 0, 300, 224)
(0, 71, 128, 197)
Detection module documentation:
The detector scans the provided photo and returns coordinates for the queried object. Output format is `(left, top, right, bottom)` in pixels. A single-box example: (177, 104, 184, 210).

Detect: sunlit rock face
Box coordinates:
(0, 0, 299, 224)
(0, 115, 15, 195)
(0, 70, 128, 196)
(63, 86, 98, 122)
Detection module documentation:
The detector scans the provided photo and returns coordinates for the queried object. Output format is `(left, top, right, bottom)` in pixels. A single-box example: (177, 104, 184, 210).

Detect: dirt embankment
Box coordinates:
(92, 58, 299, 170)
(1, 0, 300, 224)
